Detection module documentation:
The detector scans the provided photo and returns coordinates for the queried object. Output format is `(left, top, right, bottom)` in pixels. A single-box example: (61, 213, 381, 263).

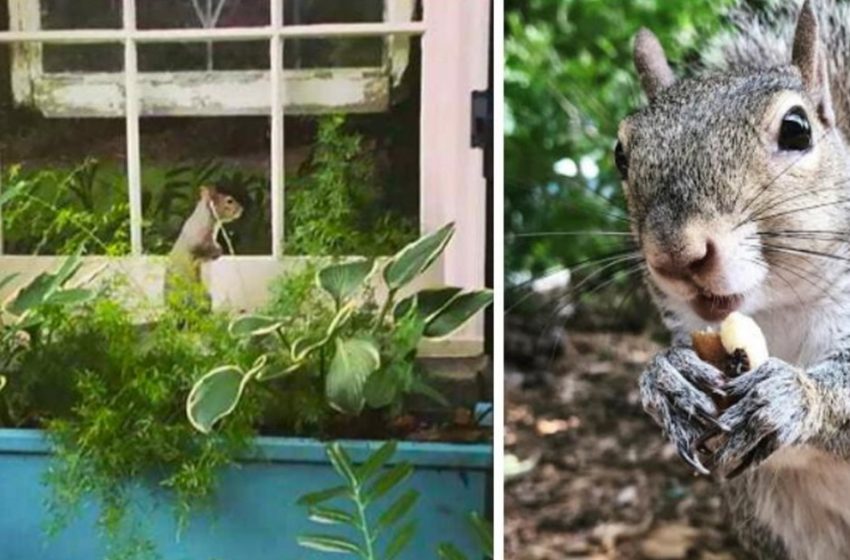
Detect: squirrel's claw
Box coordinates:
(640, 347, 727, 474)
(707, 358, 808, 477)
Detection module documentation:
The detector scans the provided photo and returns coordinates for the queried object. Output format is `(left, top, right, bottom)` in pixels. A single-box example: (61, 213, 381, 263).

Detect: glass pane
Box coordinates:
(284, 0, 386, 69)
(284, 0, 383, 24)
(140, 117, 271, 256)
(0, 48, 128, 256)
(284, 38, 383, 69)
(139, 42, 268, 72)
(282, 41, 421, 256)
(137, 0, 269, 30)
(41, 0, 122, 29)
(44, 45, 124, 73)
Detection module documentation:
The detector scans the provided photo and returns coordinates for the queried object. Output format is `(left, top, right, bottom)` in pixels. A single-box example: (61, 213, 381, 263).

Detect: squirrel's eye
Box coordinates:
(778, 106, 812, 151)
(614, 141, 629, 179)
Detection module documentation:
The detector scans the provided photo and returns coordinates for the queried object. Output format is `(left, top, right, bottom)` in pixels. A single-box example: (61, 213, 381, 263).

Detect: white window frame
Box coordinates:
(8, 0, 416, 116)
(0, 0, 490, 357)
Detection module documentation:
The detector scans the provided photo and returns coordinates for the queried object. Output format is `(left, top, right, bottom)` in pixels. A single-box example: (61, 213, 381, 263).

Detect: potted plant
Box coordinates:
(0, 224, 493, 559)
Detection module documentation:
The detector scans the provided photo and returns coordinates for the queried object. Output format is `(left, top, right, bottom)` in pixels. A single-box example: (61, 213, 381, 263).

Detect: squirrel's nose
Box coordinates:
(648, 238, 719, 280)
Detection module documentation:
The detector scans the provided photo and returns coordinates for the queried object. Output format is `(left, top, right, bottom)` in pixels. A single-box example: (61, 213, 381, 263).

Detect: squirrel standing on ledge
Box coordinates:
(164, 185, 243, 310)
(623, 1, 850, 558)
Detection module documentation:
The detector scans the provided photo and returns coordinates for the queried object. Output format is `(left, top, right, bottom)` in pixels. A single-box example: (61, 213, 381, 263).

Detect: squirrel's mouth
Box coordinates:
(690, 289, 743, 322)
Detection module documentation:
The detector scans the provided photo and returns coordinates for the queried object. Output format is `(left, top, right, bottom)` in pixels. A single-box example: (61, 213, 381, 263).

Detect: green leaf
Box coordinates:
(383, 223, 455, 291)
(384, 521, 416, 560)
(297, 485, 349, 506)
(0, 273, 19, 294)
(0, 180, 27, 208)
(318, 259, 374, 305)
(393, 287, 462, 322)
(355, 440, 397, 481)
(425, 290, 493, 338)
(326, 337, 381, 415)
(325, 443, 360, 489)
(5, 273, 54, 316)
(365, 462, 413, 504)
(363, 366, 401, 409)
(410, 377, 449, 407)
(228, 315, 282, 337)
(376, 489, 419, 532)
(53, 253, 83, 286)
(185, 366, 248, 433)
(47, 288, 93, 307)
(297, 534, 364, 555)
(0, 375, 6, 392)
(308, 506, 356, 526)
(437, 543, 468, 560)
(468, 512, 494, 558)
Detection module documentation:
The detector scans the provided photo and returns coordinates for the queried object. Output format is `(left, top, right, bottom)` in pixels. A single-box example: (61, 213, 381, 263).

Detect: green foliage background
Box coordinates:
(505, 0, 734, 291)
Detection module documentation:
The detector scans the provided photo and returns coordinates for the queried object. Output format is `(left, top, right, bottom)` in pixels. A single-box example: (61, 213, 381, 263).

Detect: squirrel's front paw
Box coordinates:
(705, 358, 812, 478)
(640, 347, 729, 475)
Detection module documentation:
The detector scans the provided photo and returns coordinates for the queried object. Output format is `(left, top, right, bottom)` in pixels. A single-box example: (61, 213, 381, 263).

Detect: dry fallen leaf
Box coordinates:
(535, 415, 580, 435)
(640, 523, 699, 560)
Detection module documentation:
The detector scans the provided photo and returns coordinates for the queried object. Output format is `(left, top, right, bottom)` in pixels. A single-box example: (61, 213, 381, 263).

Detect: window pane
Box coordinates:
(40, 0, 123, 73)
(282, 39, 421, 257)
(284, 0, 383, 24)
(42, 0, 122, 29)
(44, 45, 124, 73)
(284, 38, 382, 69)
(0, 47, 129, 255)
(140, 117, 270, 256)
(137, 0, 269, 30)
(139, 42, 268, 72)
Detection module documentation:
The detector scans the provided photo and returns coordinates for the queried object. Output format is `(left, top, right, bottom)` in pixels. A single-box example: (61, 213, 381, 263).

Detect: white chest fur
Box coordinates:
(756, 446, 850, 560)
(749, 303, 850, 558)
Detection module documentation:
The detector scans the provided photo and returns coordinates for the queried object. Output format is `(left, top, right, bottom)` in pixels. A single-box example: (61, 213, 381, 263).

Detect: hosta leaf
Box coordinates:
(365, 463, 413, 504)
(318, 259, 374, 304)
(47, 288, 93, 307)
(437, 543, 468, 560)
(326, 443, 360, 489)
(308, 506, 356, 526)
(326, 338, 381, 415)
(297, 534, 363, 555)
(384, 521, 416, 560)
(297, 485, 348, 506)
(376, 489, 419, 532)
(5, 273, 54, 316)
(186, 366, 248, 433)
(394, 287, 463, 323)
(355, 440, 397, 481)
(363, 366, 400, 409)
(0, 274, 19, 295)
(425, 290, 493, 338)
(383, 223, 454, 291)
(228, 315, 282, 337)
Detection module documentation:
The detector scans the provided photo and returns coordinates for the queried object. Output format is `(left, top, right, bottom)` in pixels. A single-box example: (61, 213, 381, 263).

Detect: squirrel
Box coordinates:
(621, 1, 850, 558)
(164, 185, 243, 310)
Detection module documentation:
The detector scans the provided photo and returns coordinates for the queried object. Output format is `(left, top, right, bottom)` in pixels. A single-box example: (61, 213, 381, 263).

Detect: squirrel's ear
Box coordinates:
(792, 0, 835, 125)
(634, 28, 675, 100)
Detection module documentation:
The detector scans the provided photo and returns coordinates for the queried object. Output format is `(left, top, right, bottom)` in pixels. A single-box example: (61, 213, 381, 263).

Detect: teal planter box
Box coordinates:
(0, 429, 492, 559)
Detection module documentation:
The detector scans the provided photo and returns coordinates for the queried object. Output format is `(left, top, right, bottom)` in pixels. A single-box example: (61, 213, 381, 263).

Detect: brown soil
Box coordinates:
(505, 331, 751, 560)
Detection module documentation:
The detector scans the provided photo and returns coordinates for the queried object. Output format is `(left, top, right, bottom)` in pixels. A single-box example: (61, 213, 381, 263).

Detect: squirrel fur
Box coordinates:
(623, 1, 850, 558)
(164, 185, 243, 309)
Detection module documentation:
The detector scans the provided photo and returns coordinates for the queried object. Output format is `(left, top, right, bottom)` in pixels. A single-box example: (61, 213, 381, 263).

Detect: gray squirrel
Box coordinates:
(164, 185, 243, 309)
(622, 1, 850, 558)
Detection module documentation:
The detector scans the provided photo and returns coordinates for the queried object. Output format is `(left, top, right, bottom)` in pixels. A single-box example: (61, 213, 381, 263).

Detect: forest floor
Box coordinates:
(505, 330, 751, 560)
